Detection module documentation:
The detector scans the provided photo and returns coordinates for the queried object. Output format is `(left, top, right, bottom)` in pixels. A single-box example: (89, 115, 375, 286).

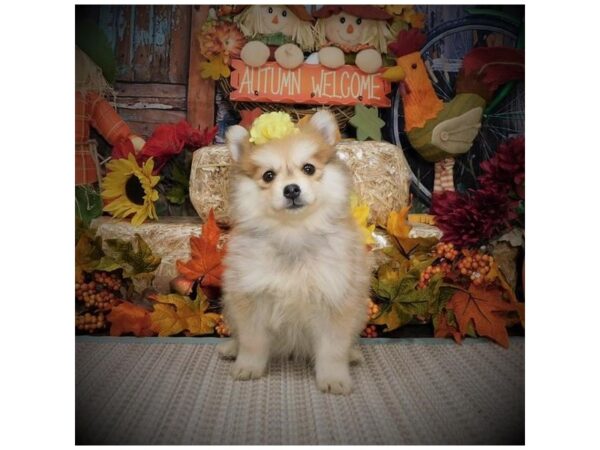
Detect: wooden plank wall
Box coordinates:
(76, 5, 198, 138)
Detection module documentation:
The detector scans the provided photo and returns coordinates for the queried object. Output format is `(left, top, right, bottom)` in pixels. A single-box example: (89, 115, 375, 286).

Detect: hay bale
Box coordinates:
(189, 140, 412, 226)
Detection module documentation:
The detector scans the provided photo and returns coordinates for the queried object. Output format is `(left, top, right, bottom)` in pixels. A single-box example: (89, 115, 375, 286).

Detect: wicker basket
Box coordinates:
(219, 77, 355, 129)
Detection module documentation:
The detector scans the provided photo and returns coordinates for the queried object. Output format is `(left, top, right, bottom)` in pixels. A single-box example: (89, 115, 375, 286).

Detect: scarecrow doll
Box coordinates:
(75, 46, 143, 186)
(313, 5, 393, 74)
(234, 5, 315, 69)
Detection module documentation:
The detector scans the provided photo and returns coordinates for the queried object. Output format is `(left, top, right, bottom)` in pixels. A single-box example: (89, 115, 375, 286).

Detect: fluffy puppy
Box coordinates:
(219, 111, 370, 395)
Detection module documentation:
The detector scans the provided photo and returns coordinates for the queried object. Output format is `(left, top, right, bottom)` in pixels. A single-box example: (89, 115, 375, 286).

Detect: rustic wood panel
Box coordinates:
(168, 5, 191, 84)
(120, 109, 187, 124)
(82, 5, 191, 85)
(115, 6, 134, 81)
(98, 6, 118, 53)
(132, 6, 153, 82)
(151, 5, 172, 82)
(115, 82, 187, 111)
(114, 82, 186, 99)
(78, 5, 194, 140)
(120, 109, 187, 139)
(186, 5, 215, 129)
(117, 96, 187, 111)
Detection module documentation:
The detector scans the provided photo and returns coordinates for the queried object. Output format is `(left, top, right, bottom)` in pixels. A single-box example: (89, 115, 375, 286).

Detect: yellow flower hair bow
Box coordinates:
(249, 112, 299, 145)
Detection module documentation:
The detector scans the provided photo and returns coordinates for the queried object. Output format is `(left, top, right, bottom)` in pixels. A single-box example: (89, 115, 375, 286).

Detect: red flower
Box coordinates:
(110, 121, 218, 174)
(479, 136, 525, 199)
(430, 136, 525, 248)
(431, 186, 517, 248)
(111, 136, 136, 160)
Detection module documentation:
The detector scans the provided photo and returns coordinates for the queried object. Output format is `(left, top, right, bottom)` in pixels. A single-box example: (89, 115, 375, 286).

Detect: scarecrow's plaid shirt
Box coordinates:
(75, 92, 132, 185)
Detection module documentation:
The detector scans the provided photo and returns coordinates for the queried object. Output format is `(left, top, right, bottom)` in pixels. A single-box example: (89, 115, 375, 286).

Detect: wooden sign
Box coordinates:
(229, 59, 391, 107)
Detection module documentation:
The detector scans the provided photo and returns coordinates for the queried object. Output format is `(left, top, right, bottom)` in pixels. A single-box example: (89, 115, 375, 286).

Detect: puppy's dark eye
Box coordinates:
(267, 7, 273, 14)
(262, 170, 275, 183)
(411, 63, 418, 69)
(356, 18, 362, 25)
(282, 10, 287, 17)
(302, 164, 316, 175)
(340, 17, 346, 24)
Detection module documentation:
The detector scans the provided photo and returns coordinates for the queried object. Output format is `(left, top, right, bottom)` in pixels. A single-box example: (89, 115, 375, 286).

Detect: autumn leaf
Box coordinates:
(149, 291, 221, 336)
(350, 194, 375, 245)
(496, 266, 525, 327)
(176, 209, 226, 287)
(370, 262, 443, 332)
(446, 284, 517, 348)
(104, 234, 161, 278)
(386, 205, 412, 239)
(433, 310, 463, 344)
(107, 302, 156, 337)
(200, 55, 230, 80)
(370, 303, 411, 332)
(384, 236, 439, 263)
(239, 107, 263, 129)
(75, 230, 106, 280)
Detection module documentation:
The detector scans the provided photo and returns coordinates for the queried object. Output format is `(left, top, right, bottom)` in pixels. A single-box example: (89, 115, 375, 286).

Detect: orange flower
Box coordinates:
(198, 22, 246, 64)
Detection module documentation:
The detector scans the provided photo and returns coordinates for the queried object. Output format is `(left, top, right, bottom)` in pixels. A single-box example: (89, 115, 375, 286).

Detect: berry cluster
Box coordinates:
(457, 251, 494, 286)
(433, 242, 458, 261)
(418, 261, 451, 289)
(215, 315, 230, 337)
(76, 271, 123, 311)
(93, 271, 122, 291)
(76, 312, 106, 332)
(361, 324, 378, 338)
(367, 298, 380, 321)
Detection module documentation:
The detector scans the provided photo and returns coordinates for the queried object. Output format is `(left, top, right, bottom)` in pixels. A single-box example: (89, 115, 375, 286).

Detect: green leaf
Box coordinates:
(75, 231, 105, 278)
(93, 256, 123, 273)
(165, 184, 187, 205)
(104, 234, 161, 278)
(75, 185, 103, 227)
(169, 161, 190, 187)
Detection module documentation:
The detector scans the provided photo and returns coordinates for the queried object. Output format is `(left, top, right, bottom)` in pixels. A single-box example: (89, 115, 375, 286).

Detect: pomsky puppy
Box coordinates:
(218, 110, 370, 395)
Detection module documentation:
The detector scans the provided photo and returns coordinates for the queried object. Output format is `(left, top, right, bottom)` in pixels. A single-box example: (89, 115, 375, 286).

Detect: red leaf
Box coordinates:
(462, 47, 524, 93)
(107, 302, 156, 337)
(446, 284, 516, 348)
(175, 121, 217, 148)
(434, 312, 463, 344)
(176, 210, 226, 288)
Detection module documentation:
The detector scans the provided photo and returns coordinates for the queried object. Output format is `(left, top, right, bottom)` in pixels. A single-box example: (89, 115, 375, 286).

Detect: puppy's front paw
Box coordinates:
(349, 347, 365, 365)
(316, 369, 353, 395)
(217, 340, 238, 359)
(231, 361, 266, 380)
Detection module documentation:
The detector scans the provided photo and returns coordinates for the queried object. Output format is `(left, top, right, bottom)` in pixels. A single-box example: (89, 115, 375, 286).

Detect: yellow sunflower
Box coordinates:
(101, 154, 160, 225)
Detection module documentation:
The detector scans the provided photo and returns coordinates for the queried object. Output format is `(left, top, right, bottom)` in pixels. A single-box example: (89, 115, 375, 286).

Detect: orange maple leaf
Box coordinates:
(176, 209, 226, 287)
(239, 107, 263, 129)
(434, 312, 463, 344)
(446, 284, 516, 348)
(107, 302, 156, 337)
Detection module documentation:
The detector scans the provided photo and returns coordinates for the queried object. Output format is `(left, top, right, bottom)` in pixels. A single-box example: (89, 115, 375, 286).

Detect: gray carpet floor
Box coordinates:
(76, 337, 524, 445)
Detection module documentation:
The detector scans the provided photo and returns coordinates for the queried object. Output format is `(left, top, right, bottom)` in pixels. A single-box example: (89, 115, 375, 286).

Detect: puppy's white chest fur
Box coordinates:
(226, 227, 356, 317)
(223, 224, 366, 360)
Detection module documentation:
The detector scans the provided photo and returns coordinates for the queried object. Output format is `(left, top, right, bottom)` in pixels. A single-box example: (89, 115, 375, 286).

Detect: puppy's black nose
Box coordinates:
(283, 184, 301, 199)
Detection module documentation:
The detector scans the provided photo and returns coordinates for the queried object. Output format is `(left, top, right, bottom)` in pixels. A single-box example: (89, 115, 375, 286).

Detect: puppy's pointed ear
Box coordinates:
(307, 110, 339, 146)
(226, 125, 250, 162)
